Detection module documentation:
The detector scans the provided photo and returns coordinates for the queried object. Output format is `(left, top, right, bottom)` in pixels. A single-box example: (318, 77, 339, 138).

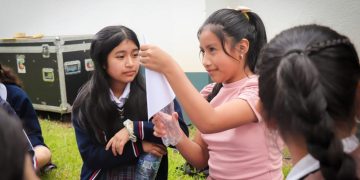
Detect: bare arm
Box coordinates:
(140, 45, 256, 133)
(176, 130, 209, 169)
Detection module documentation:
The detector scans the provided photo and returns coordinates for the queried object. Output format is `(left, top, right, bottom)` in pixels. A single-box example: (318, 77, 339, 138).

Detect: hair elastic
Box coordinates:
(235, 6, 251, 20)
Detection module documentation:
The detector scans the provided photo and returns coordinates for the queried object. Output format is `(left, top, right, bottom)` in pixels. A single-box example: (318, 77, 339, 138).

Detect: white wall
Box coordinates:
(0, 0, 206, 71)
(227, 0, 360, 54)
(0, 0, 359, 72)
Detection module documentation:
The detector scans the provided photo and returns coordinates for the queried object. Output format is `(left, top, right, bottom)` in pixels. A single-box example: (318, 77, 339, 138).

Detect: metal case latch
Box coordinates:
(42, 44, 50, 58)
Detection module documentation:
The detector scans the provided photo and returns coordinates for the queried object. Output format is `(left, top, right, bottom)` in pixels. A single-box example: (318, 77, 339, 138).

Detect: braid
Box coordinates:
(206, 83, 223, 102)
(276, 44, 357, 179)
(306, 38, 350, 55)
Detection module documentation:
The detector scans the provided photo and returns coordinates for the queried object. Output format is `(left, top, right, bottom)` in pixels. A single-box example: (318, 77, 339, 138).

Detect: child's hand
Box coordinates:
(142, 141, 167, 157)
(105, 128, 130, 156)
(153, 112, 184, 146)
(139, 44, 176, 74)
(152, 112, 169, 137)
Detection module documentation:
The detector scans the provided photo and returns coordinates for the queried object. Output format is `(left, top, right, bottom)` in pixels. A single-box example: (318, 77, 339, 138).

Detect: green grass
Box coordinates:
(40, 119, 81, 180)
(39, 119, 291, 179)
(39, 119, 203, 179)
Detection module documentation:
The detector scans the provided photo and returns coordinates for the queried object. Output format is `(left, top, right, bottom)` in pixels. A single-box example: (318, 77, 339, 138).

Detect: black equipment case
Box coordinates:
(0, 35, 94, 114)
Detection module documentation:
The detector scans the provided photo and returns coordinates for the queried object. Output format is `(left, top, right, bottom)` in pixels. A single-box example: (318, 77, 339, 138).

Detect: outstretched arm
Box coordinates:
(177, 130, 209, 169)
(140, 45, 257, 133)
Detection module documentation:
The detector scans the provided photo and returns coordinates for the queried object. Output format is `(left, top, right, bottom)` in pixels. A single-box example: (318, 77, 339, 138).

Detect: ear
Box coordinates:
(235, 39, 250, 59)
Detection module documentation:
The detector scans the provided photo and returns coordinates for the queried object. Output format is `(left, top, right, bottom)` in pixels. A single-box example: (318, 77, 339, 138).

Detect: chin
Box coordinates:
(210, 76, 222, 83)
(128, 76, 137, 82)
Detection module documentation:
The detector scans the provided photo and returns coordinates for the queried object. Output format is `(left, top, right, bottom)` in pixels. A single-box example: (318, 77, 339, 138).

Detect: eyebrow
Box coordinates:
(114, 48, 139, 54)
(200, 43, 217, 49)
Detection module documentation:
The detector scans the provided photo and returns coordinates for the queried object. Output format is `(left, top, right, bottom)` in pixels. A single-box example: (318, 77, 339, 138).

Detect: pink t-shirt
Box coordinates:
(201, 75, 284, 180)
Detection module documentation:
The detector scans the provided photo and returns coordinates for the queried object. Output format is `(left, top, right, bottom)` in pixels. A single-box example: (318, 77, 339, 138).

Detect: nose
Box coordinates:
(201, 55, 211, 67)
(125, 56, 135, 67)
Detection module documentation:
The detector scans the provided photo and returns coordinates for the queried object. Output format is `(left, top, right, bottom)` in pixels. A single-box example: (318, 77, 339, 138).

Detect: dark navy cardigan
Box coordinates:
(0, 92, 36, 167)
(72, 99, 189, 180)
(5, 83, 46, 147)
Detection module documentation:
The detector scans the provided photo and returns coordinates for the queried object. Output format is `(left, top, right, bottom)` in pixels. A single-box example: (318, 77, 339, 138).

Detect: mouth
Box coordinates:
(206, 69, 216, 73)
(123, 71, 136, 76)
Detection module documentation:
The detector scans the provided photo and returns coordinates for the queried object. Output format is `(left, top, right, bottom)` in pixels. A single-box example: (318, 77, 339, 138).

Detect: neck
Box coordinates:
(225, 66, 254, 83)
(286, 136, 308, 165)
(110, 82, 127, 98)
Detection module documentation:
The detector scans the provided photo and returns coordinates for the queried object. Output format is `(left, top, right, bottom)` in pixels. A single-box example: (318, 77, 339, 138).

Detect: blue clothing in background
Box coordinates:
(5, 83, 46, 147)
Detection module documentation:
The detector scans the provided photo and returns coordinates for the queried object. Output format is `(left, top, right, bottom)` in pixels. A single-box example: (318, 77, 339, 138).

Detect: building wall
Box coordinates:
(0, 0, 206, 72)
(1, 0, 358, 71)
(228, 0, 360, 54)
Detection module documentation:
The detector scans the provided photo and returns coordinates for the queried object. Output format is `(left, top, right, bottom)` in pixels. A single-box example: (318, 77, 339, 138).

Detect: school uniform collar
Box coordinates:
(109, 83, 130, 108)
(0, 83, 7, 100)
(286, 135, 359, 180)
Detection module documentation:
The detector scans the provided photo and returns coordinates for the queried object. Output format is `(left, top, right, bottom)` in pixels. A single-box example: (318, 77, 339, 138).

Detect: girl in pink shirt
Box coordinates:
(140, 7, 283, 180)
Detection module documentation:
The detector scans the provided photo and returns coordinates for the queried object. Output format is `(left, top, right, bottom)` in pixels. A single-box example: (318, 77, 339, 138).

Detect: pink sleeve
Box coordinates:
(200, 83, 216, 99)
(237, 78, 262, 122)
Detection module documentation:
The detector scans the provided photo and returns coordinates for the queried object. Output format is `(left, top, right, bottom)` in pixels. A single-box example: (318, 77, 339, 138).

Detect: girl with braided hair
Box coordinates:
(257, 24, 360, 179)
(140, 7, 283, 179)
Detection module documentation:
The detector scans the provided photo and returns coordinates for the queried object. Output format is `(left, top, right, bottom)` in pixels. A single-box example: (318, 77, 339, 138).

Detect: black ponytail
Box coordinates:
(246, 12, 267, 72)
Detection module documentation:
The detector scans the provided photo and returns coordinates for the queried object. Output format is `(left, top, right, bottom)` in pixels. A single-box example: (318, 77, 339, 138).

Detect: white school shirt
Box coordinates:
(286, 135, 359, 180)
(109, 83, 130, 108)
(0, 83, 7, 100)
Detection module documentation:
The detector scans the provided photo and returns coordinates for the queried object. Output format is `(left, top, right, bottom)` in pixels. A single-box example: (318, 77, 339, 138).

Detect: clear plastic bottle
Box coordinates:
(135, 101, 177, 180)
(160, 101, 175, 146)
(135, 153, 161, 180)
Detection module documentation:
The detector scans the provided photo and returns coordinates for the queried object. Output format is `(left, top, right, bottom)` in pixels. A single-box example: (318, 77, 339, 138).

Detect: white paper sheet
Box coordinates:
(145, 69, 175, 120)
(140, 34, 175, 120)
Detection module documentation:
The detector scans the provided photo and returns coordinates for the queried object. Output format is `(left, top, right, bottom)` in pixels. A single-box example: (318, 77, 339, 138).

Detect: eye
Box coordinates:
(132, 51, 139, 58)
(116, 55, 125, 59)
(209, 47, 216, 53)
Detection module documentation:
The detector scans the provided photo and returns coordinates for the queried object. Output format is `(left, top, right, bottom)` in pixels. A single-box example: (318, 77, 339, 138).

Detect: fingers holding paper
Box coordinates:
(139, 44, 177, 74)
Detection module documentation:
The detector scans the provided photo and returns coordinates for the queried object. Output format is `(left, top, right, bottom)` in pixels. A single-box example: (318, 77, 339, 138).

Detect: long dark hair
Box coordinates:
(0, 108, 28, 180)
(197, 8, 267, 102)
(72, 25, 147, 144)
(257, 24, 360, 179)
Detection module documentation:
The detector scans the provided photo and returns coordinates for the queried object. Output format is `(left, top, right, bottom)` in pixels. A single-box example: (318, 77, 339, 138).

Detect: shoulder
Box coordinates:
(4, 84, 27, 97)
(237, 75, 259, 97)
(4, 84, 29, 105)
(242, 75, 259, 89)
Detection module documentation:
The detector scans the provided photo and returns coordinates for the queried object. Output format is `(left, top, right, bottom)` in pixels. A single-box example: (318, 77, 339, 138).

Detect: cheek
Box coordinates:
(106, 64, 122, 76)
(134, 61, 140, 69)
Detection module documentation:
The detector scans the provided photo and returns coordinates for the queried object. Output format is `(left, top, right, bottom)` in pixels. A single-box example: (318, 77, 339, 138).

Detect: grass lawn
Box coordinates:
(39, 119, 291, 179)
